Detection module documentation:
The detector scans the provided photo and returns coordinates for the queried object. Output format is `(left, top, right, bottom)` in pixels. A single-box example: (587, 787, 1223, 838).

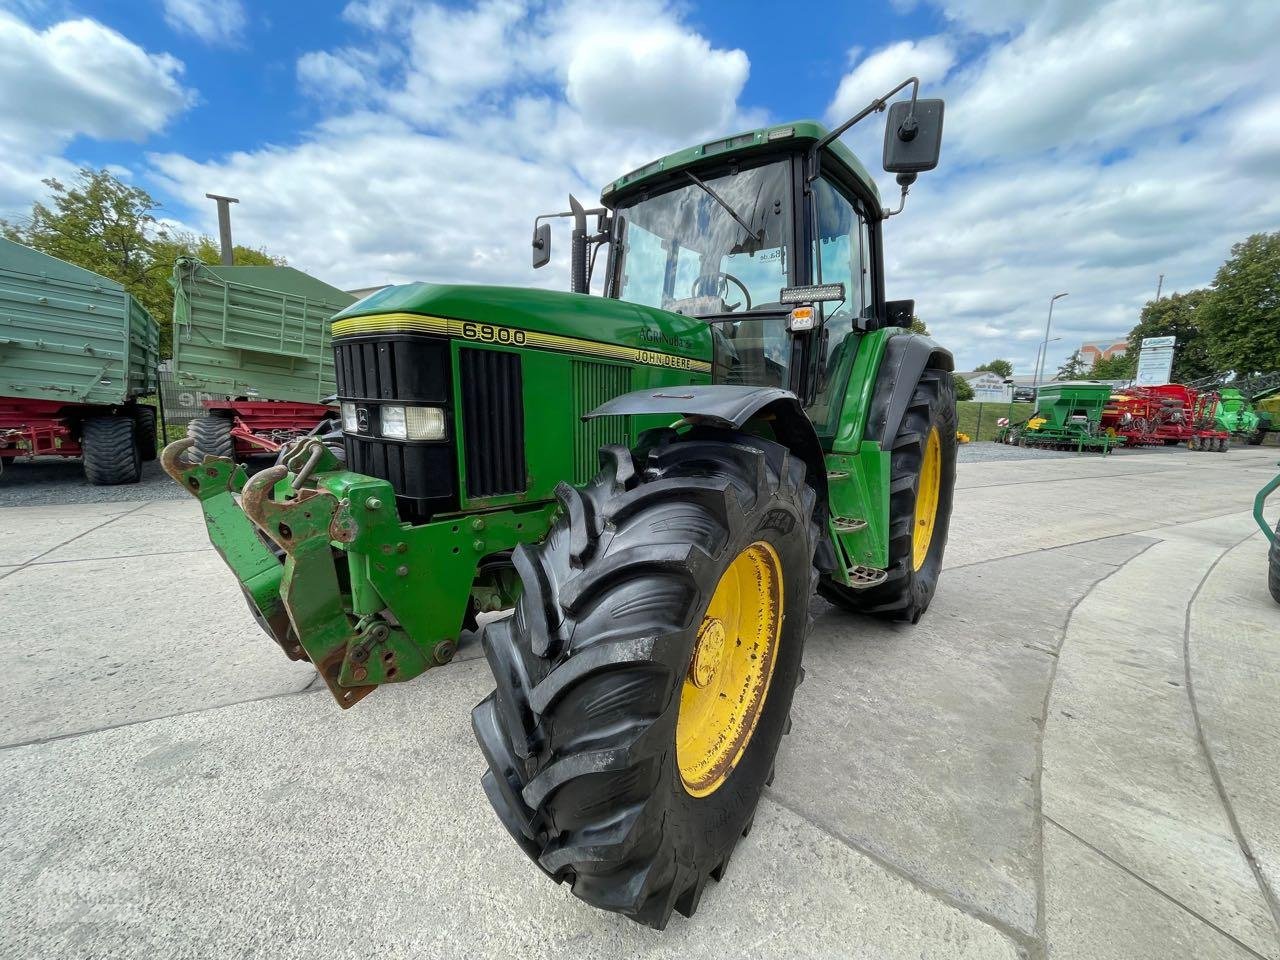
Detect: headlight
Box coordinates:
(381, 405, 407, 439)
(380, 405, 446, 441)
(404, 406, 447, 440)
(340, 402, 358, 433)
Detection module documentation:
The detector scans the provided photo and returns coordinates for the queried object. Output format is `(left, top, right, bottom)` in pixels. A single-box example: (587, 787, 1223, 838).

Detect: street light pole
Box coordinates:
(1034, 292, 1069, 389)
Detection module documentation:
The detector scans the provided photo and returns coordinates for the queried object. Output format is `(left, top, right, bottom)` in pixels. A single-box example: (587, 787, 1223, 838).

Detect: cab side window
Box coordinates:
(808, 178, 870, 433)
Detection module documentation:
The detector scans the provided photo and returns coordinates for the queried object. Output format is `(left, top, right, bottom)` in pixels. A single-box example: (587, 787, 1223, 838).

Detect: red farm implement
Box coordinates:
(1141, 384, 1230, 452)
(1101, 392, 1164, 447)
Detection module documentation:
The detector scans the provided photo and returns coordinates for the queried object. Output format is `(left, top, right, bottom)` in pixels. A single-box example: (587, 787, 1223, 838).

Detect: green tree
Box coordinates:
(1198, 231, 1280, 375)
(1125, 289, 1212, 382)
(975, 358, 1013, 378)
(954, 376, 974, 401)
(908, 316, 930, 335)
(1056, 349, 1087, 380)
(2, 168, 282, 357)
(1089, 352, 1134, 379)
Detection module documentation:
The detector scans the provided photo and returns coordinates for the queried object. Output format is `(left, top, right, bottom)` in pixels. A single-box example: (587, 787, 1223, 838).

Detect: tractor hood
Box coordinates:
(335, 282, 712, 367)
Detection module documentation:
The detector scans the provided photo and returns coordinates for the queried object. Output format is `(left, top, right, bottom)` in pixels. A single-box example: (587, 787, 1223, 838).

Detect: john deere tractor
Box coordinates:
(162, 79, 956, 928)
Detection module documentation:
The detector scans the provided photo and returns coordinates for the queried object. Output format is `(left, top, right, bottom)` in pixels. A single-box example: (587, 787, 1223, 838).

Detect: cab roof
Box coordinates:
(600, 120, 882, 207)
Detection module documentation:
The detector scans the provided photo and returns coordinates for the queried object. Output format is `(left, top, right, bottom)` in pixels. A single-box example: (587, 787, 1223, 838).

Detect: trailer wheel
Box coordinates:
(1248, 429, 1265, 446)
(132, 406, 158, 462)
(472, 431, 818, 929)
(188, 415, 234, 460)
(82, 416, 141, 485)
(818, 367, 956, 623)
(1269, 522, 1280, 605)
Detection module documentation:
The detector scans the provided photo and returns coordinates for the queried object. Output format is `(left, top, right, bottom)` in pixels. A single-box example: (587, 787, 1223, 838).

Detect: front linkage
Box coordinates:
(161, 436, 555, 706)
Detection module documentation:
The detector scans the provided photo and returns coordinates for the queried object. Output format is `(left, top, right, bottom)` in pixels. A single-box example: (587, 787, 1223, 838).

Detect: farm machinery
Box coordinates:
(998, 381, 1120, 452)
(1144, 384, 1230, 451)
(162, 80, 957, 928)
(1216, 389, 1269, 444)
(172, 258, 355, 459)
(1101, 391, 1164, 447)
(0, 237, 160, 484)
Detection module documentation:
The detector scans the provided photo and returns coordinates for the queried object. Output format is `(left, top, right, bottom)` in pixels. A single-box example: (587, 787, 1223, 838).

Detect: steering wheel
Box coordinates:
(695, 272, 752, 312)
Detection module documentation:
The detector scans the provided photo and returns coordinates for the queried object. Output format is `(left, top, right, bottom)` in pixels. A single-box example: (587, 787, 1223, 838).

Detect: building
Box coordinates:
(1080, 338, 1128, 366)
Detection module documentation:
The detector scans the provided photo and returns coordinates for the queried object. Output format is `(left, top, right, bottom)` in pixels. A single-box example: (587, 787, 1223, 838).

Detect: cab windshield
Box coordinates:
(611, 161, 793, 318)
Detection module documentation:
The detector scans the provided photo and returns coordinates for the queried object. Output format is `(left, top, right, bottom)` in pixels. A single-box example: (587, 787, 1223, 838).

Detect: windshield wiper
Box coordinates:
(685, 171, 762, 242)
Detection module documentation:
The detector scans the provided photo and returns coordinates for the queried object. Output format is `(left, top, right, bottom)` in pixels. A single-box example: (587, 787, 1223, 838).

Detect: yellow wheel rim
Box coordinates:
(676, 541, 783, 798)
(912, 427, 942, 571)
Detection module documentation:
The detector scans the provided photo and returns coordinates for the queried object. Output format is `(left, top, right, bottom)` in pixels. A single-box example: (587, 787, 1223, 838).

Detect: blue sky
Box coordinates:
(1, 0, 1278, 374)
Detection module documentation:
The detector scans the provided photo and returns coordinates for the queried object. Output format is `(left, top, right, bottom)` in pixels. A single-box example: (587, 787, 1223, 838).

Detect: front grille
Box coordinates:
(334, 334, 455, 524)
(333, 336, 450, 402)
(460, 348, 526, 497)
(572, 360, 632, 483)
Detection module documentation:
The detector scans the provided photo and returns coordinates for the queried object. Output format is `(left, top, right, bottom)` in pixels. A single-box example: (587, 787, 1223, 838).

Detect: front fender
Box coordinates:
(586, 385, 831, 567)
(865, 332, 954, 447)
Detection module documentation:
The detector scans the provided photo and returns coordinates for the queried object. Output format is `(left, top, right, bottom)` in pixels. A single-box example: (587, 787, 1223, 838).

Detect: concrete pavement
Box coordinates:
(2, 444, 1278, 959)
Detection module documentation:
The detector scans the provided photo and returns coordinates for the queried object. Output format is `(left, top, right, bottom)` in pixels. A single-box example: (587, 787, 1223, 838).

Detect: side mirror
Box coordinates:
(532, 222, 551, 269)
(883, 98, 944, 175)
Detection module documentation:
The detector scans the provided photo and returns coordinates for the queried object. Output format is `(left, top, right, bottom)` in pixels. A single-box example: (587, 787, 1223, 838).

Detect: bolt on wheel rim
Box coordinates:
(676, 540, 783, 798)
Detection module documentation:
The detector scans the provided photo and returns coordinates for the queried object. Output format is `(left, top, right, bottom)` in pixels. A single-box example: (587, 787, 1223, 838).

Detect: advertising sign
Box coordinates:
(1134, 336, 1176, 386)
(967, 371, 1013, 403)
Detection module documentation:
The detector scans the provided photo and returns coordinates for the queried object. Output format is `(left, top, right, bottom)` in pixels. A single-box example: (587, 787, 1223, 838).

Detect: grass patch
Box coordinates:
(956, 400, 1035, 442)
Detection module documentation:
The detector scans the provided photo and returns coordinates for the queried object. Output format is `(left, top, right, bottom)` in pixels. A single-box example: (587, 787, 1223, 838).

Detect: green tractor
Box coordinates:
(162, 79, 956, 928)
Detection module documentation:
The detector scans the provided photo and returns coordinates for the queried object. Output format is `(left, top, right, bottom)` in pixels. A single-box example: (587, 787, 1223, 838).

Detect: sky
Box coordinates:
(1, 0, 1278, 375)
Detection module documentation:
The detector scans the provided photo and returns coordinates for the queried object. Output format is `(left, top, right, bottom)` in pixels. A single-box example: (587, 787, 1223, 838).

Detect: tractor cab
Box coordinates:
(533, 81, 943, 439)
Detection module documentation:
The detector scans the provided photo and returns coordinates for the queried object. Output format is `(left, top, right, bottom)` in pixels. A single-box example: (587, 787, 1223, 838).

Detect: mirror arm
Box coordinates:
(806, 75, 920, 186)
(882, 173, 917, 219)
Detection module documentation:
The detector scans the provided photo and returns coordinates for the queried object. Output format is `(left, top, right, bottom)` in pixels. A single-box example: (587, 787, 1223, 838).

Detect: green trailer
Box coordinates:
(164, 79, 957, 927)
(998, 381, 1121, 453)
(171, 258, 355, 457)
(0, 236, 159, 483)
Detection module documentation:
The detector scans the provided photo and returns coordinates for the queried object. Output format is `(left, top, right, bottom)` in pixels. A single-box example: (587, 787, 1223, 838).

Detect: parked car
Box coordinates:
(1014, 386, 1035, 402)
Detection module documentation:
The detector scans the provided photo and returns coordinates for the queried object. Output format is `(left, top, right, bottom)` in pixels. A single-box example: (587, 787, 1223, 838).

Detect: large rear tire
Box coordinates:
(187, 415, 234, 460)
(82, 416, 141, 485)
(818, 367, 957, 623)
(472, 431, 818, 928)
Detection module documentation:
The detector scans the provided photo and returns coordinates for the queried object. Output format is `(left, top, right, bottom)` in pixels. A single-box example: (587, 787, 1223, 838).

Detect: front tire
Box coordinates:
(472, 431, 818, 928)
(819, 367, 957, 623)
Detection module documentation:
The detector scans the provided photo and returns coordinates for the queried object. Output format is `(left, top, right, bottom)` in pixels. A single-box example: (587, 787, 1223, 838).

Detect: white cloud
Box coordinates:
(161, 0, 246, 46)
(297, 49, 377, 102)
(947, 0, 1280, 159)
(0, 11, 193, 213)
(833, 0, 1280, 374)
(827, 37, 956, 125)
(158, 0, 754, 290)
(129, 0, 1280, 381)
(563, 23, 747, 140)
